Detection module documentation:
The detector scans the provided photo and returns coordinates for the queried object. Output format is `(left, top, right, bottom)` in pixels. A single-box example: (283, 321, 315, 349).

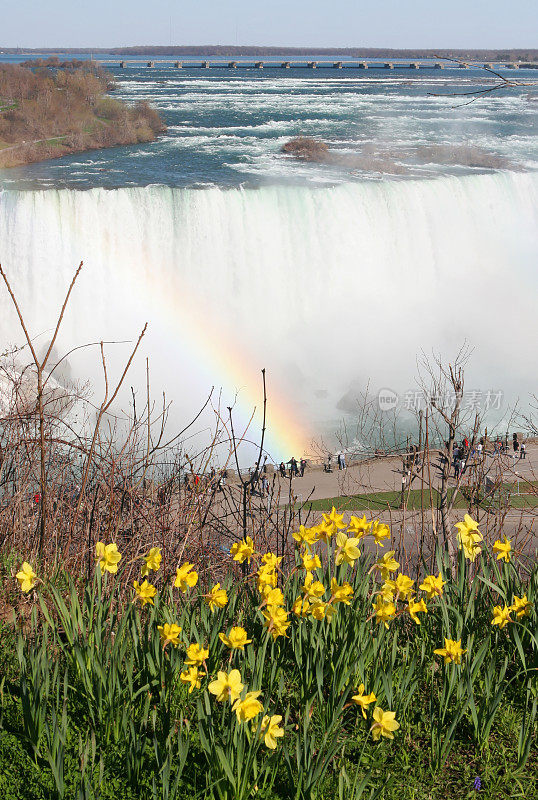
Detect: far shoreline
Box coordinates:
(2, 46, 537, 61)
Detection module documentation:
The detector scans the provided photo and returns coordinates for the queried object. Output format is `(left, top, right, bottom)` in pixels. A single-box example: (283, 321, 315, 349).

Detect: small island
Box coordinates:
(281, 137, 330, 161)
(0, 58, 165, 168)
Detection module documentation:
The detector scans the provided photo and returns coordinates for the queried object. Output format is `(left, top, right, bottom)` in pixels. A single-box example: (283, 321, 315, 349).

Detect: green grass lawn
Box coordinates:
(302, 486, 538, 513)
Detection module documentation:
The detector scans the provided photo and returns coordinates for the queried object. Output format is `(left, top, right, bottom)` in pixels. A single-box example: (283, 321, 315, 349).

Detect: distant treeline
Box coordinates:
(2, 46, 537, 60)
(0, 60, 165, 168)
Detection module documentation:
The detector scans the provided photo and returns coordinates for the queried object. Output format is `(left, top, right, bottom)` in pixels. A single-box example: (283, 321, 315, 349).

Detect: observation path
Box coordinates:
(266, 443, 537, 502)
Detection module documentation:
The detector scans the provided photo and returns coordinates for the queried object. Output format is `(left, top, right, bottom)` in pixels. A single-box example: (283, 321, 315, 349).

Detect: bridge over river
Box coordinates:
(92, 59, 530, 71)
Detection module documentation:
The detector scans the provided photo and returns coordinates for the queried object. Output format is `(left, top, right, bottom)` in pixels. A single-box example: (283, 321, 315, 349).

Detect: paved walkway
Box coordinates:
(271, 443, 537, 503)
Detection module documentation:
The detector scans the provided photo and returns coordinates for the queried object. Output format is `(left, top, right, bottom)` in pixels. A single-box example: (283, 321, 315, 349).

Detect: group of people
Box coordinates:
(492, 433, 527, 458)
(452, 443, 469, 479)
(452, 433, 527, 479)
(324, 452, 347, 473)
(183, 469, 228, 492)
(279, 457, 307, 478)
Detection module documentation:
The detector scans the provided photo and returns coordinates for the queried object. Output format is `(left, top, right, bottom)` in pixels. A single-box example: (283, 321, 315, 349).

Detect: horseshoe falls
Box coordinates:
(1, 169, 537, 454)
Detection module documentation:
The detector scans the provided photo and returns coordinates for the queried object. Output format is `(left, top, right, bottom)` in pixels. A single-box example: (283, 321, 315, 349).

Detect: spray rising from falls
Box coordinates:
(0, 170, 537, 456)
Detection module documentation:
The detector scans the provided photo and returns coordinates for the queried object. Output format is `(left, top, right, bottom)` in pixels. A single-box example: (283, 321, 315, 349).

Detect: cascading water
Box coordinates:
(0, 169, 537, 455)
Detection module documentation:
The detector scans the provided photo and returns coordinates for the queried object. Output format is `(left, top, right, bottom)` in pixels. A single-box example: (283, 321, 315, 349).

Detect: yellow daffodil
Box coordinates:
(185, 643, 209, 665)
(292, 525, 318, 547)
(434, 638, 466, 665)
(259, 714, 284, 749)
(301, 551, 321, 571)
(292, 596, 311, 617)
(233, 690, 264, 723)
(174, 563, 198, 592)
(419, 573, 445, 599)
(372, 597, 396, 628)
(257, 563, 277, 592)
(141, 547, 162, 576)
(491, 605, 512, 629)
(321, 507, 346, 539)
(208, 669, 244, 703)
(348, 514, 372, 539)
(492, 537, 511, 562)
(510, 595, 532, 619)
(310, 600, 337, 622)
(95, 541, 121, 574)
(262, 586, 285, 607)
(351, 684, 377, 719)
(301, 572, 325, 601)
(379, 581, 395, 602)
(219, 626, 252, 650)
(16, 562, 37, 593)
(180, 665, 204, 693)
(315, 521, 335, 544)
(407, 598, 428, 624)
(459, 533, 483, 561)
(370, 707, 399, 741)
(157, 622, 182, 648)
(205, 583, 228, 611)
(374, 551, 399, 581)
(371, 521, 391, 547)
(262, 605, 290, 639)
(455, 515, 483, 561)
(310, 601, 326, 620)
(133, 579, 157, 606)
(330, 577, 353, 605)
(335, 531, 361, 566)
(230, 535, 255, 564)
(456, 513, 481, 536)
(261, 552, 282, 569)
(388, 573, 415, 600)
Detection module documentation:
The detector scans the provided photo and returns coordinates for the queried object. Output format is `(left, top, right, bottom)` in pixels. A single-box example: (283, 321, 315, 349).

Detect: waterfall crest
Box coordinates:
(1, 170, 537, 431)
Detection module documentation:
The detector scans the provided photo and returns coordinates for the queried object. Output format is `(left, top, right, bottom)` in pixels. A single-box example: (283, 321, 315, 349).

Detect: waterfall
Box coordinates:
(1, 170, 537, 443)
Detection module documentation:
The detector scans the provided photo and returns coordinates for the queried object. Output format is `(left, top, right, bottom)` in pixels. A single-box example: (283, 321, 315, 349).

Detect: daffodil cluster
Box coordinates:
(207, 669, 284, 748)
(227, 538, 292, 640)
(491, 594, 532, 630)
(134, 546, 162, 605)
(455, 514, 483, 561)
(371, 551, 445, 629)
(350, 682, 399, 741)
(292, 509, 389, 554)
(13, 507, 535, 776)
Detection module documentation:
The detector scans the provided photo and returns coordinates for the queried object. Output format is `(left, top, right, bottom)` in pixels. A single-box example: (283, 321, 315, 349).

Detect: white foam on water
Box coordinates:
(0, 171, 536, 439)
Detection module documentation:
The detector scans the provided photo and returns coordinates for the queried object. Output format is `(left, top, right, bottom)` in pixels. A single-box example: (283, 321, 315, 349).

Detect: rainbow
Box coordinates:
(139, 274, 312, 462)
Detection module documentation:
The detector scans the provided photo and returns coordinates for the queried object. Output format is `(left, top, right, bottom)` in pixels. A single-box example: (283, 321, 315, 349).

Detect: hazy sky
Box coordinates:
(1, 0, 536, 49)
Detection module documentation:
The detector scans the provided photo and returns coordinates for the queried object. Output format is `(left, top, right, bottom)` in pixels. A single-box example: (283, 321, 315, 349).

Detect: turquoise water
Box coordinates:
(1, 55, 536, 189)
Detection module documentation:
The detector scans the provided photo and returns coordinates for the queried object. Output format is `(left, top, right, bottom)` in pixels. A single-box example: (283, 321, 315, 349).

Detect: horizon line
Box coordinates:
(2, 45, 537, 55)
